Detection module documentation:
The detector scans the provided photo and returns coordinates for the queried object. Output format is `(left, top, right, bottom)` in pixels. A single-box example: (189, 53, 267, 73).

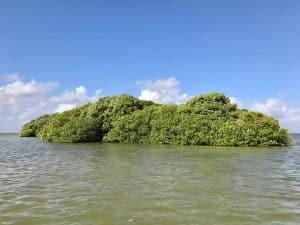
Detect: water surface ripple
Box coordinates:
(1, 134, 300, 225)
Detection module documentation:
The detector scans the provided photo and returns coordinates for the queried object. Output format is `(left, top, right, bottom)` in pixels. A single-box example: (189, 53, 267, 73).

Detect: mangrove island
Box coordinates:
(19, 93, 290, 146)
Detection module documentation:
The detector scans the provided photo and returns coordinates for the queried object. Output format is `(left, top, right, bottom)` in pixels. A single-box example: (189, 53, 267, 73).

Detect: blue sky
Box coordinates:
(0, 0, 299, 132)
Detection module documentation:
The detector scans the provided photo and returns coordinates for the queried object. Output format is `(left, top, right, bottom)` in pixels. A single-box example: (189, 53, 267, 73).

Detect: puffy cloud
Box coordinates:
(0, 80, 57, 96)
(54, 104, 78, 113)
(252, 98, 300, 133)
(0, 74, 102, 132)
(137, 77, 189, 104)
(252, 98, 287, 119)
(49, 86, 102, 112)
(0, 78, 58, 131)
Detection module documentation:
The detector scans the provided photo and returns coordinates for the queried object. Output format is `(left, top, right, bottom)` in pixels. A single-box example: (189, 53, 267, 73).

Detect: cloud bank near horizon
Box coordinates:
(0, 74, 299, 132)
(0, 74, 102, 132)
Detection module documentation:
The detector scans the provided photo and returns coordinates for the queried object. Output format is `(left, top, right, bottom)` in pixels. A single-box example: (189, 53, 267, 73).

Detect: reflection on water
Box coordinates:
(0, 134, 300, 225)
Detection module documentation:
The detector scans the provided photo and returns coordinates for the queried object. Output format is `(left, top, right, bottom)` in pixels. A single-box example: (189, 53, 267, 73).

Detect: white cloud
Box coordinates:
(54, 104, 77, 113)
(0, 74, 102, 132)
(50, 86, 102, 112)
(137, 77, 189, 104)
(252, 98, 300, 133)
(252, 98, 287, 119)
(0, 78, 58, 131)
(0, 80, 57, 96)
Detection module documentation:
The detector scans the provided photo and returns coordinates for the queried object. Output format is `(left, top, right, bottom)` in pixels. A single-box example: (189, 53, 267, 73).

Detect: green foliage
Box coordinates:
(19, 114, 52, 137)
(104, 93, 289, 146)
(20, 93, 290, 146)
(103, 105, 214, 145)
(38, 104, 99, 142)
(213, 111, 290, 146)
(184, 93, 237, 116)
(37, 94, 155, 142)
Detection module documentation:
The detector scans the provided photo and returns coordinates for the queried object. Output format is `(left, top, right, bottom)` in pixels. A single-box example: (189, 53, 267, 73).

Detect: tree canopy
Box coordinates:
(19, 93, 290, 146)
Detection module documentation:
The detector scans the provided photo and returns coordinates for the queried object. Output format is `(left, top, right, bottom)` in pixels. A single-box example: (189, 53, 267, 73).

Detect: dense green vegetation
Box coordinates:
(21, 95, 155, 142)
(19, 114, 52, 137)
(20, 93, 290, 146)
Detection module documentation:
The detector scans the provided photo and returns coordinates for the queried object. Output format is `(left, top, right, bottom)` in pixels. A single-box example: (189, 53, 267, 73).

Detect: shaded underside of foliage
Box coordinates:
(19, 93, 290, 146)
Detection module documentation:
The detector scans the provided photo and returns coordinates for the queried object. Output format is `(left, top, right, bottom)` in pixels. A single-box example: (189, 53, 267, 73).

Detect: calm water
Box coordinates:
(0, 134, 300, 225)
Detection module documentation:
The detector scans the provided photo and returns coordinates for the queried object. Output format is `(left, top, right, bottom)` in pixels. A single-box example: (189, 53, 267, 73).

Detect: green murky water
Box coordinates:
(1, 134, 300, 225)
